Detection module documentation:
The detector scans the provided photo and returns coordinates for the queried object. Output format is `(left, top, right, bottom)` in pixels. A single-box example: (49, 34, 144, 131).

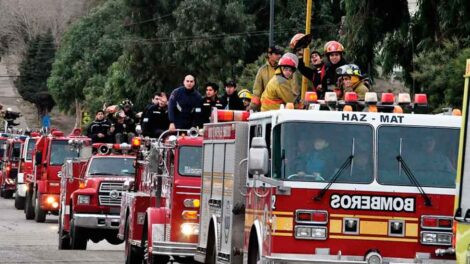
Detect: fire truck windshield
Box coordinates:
(25, 140, 36, 161)
(12, 142, 21, 160)
(378, 126, 459, 188)
(178, 146, 202, 176)
(272, 122, 373, 183)
(49, 140, 80, 166)
(87, 157, 135, 177)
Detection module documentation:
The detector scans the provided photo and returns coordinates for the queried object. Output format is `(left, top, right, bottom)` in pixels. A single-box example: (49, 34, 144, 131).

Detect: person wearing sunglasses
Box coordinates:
(260, 53, 299, 112)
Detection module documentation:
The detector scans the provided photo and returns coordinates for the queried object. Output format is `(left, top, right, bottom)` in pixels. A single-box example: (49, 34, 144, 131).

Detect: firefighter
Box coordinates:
(336, 64, 369, 100)
(120, 99, 136, 133)
(141, 92, 170, 138)
(297, 49, 326, 98)
(250, 46, 283, 111)
(323, 41, 348, 96)
(201, 82, 223, 123)
(86, 110, 112, 143)
(168, 75, 203, 130)
(221, 80, 245, 111)
(238, 89, 252, 111)
(260, 53, 299, 112)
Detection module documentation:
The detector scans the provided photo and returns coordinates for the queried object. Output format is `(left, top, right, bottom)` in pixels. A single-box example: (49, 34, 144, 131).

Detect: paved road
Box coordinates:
(0, 197, 124, 263)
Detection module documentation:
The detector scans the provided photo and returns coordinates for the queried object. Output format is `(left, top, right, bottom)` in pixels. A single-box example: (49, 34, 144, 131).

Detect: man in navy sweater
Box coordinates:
(168, 75, 203, 130)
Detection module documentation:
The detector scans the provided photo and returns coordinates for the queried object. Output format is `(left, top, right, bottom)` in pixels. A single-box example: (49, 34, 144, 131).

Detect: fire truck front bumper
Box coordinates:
(263, 253, 456, 264)
(151, 241, 197, 257)
(73, 214, 121, 229)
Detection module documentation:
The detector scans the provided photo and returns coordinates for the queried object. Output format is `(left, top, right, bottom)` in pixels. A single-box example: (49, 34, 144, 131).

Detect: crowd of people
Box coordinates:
(86, 37, 371, 143)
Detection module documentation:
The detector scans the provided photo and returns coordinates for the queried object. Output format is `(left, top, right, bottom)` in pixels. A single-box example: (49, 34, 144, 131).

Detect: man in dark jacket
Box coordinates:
(221, 80, 245, 111)
(201, 82, 224, 123)
(322, 41, 348, 98)
(168, 75, 203, 130)
(141, 92, 170, 138)
(87, 110, 112, 143)
(297, 50, 326, 98)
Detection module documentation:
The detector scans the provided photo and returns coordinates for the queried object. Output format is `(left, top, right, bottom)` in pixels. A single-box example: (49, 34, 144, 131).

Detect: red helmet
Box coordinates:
(278, 53, 298, 68)
(324, 41, 344, 54)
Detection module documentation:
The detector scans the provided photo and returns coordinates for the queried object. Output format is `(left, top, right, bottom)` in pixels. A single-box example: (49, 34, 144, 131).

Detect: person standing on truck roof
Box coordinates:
(297, 49, 326, 98)
(250, 45, 283, 111)
(323, 41, 348, 97)
(201, 82, 224, 124)
(221, 80, 245, 111)
(260, 53, 299, 112)
(168, 75, 203, 130)
(336, 64, 369, 100)
(141, 92, 170, 138)
(87, 110, 112, 143)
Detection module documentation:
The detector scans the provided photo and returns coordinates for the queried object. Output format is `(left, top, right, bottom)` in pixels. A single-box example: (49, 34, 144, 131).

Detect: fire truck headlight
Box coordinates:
(181, 223, 199, 236)
(421, 231, 452, 245)
(295, 226, 327, 240)
(46, 196, 55, 204)
(77, 195, 90, 205)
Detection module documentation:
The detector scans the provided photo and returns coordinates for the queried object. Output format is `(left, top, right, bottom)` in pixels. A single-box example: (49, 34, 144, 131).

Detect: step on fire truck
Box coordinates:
(0, 135, 26, 199)
(453, 58, 470, 264)
(195, 91, 459, 264)
(58, 141, 137, 250)
(15, 132, 40, 209)
(24, 129, 89, 222)
(119, 129, 203, 264)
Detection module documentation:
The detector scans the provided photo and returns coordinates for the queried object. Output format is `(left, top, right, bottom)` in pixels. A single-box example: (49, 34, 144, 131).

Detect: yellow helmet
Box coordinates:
(238, 89, 252, 100)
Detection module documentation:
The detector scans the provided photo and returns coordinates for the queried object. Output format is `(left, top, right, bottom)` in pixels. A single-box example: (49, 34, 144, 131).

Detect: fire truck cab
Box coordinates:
(15, 132, 40, 209)
(0, 136, 25, 199)
(119, 130, 203, 264)
(195, 92, 459, 264)
(58, 142, 136, 250)
(24, 129, 90, 222)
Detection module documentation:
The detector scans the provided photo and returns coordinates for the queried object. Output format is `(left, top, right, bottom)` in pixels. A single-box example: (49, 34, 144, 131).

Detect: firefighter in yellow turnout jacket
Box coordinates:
(261, 53, 299, 111)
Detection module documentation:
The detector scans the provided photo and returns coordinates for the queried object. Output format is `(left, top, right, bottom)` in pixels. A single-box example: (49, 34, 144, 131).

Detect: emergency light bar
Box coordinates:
(324, 92, 337, 104)
(414, 94, 428, 105)
(381, 93, 395, 104)
(216, 110, 249, 122)
(304, 92, 318, 103)
(344, 92, 358, 103)
(364, 92, 378, 104)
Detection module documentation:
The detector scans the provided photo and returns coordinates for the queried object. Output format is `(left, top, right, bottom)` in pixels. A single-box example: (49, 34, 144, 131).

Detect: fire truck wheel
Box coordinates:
(14, 191, 25, 209)
(124, 215, 142, 264)
(34, 195, 46, 223)
(25, 190, 35, 219)
(4, 190, 13, 199)
(247, 234, 260, 264)
(0, 186, 4, 198)
(205, 225, 216, 264)
(70, 219, 87, 250)
(58, 217, 71, 250)
(106, 235, 122, 245)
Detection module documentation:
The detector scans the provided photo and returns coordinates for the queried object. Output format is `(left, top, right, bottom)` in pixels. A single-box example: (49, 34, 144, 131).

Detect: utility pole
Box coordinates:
(301, 0, 313, 100)
(269, 0, 274, 46)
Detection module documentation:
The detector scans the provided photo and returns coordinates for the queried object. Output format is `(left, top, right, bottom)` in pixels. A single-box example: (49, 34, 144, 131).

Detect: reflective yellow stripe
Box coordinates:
(273, 217, 293, 231)
(406, 223, 418, 237)
(330, 214, 418, 221)
(360, 221, 388, 236)
(330, 235, 418, 243)
(272, 232, 292, 237)
(329, 219, 342, 234)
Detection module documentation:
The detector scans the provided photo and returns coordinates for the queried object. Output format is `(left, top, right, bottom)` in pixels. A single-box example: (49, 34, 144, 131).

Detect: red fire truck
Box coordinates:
(0, 136, 26, 199)
(24, 129, 89, 222)
(119, 130, 203, 263)
(15, 132, 40, 209)
(58, 142, 136, 250)
(195, 92, 459, 264)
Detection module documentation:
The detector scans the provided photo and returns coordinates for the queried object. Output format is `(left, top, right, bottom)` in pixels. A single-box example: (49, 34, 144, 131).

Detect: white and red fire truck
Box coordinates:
(119, 130, 203, 264)
(58, 142, 136, 250)
(195, 92, 459, 264)
(15, 132, 40, 209)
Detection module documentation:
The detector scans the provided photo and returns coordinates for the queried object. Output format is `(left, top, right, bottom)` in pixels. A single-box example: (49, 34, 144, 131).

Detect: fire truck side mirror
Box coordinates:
(123, 179, 135, 191)
(248, 137, 269, 176)
(35, 151, 42, 166)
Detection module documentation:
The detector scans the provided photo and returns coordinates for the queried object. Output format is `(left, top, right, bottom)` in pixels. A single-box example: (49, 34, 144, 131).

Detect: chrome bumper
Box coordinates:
(151, 241, 197, 257)
(263, 253, 455, 264)
(16, 183, 26, 197)
(73, 214, 120, 229)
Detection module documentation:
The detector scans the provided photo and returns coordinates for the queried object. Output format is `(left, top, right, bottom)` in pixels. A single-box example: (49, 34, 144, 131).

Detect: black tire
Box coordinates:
(70, 219, 87, 250)
(124, 215, 142, 264)
(0, 186, 5, 198)
(34, 194, 46, 223)
(248, 234, 260, 264)
(142, 224, 169, 264)
(4, 190, 13, 199)
(58, 214, 71, 250)
(105, 234, 123, 245)
(14, 191, 25, 209)
(25, 190, 35, 220)
(205, 225, 216, 264)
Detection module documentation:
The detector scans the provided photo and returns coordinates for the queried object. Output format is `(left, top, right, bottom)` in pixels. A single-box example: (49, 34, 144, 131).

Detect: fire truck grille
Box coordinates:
(98, 182, 124, 207)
